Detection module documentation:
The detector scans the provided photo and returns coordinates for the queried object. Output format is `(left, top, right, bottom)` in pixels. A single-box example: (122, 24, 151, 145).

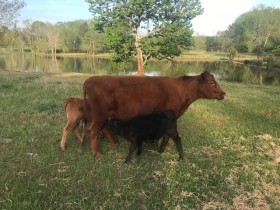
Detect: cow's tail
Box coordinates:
(83, 79, 90, 127)
(83, 79, 87, 109)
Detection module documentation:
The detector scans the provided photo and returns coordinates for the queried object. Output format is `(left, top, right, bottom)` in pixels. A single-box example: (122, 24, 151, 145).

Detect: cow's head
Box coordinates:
(198, 71, 226, 100)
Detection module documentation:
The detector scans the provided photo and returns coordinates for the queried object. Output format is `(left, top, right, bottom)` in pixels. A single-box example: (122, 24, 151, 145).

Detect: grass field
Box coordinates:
(0, 71, 279, 209)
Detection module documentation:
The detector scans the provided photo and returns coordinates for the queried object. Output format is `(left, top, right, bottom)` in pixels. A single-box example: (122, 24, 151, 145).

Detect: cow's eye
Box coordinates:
(210, 82, 216, 86)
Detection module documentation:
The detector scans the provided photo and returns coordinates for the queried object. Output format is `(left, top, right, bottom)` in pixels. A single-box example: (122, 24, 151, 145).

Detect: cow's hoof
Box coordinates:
(164, 144, 172, 151)
(94, 152, 103, 157)
(112, 142, 118, 147)
(123, 159, 131, 164)
(60, 146, 65, 152)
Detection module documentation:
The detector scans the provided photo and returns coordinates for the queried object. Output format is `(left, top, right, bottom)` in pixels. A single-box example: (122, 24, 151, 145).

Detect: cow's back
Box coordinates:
(84, 76, 188, 121)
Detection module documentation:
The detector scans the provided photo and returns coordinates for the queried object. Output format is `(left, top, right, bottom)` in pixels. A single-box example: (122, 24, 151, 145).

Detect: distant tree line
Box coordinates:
(194, 5, 280, 57)
(1, 4, 280, 60)
(0, 19, 108, 54)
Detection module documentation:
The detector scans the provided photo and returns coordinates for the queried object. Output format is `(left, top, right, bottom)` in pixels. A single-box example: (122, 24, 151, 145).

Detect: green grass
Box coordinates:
(0, 71, 279, 209)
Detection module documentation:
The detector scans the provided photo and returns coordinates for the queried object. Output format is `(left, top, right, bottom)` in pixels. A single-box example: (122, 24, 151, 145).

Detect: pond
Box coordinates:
(0, 53, 279, 86)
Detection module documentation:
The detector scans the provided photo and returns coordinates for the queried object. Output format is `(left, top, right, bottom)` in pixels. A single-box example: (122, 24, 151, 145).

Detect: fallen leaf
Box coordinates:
(256, 134, 273, 141)
(273, 157, 280, 164)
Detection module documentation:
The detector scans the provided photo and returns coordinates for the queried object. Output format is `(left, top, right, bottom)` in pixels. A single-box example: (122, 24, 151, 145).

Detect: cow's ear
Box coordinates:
(200, 70, 210, 81)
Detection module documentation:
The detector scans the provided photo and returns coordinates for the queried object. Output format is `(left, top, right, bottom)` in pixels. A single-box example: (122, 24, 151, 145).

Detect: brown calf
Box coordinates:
(83, 71, 226, 156)
(60, 97, 116, 151)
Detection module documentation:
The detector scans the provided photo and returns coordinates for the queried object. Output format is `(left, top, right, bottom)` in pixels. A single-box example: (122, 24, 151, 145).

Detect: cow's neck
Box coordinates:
(176, 75, 201, 116)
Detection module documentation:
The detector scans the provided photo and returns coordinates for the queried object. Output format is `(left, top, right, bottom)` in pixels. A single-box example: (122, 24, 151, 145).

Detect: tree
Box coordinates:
(0, 0, 26, 27)
(0, 26, 13, 49)
(45, 23, 60, 55)
(20, 19, 33, 51)
(82, 21, 107, 54)
(31, 21, 49, 52)
(222, 5, 280, 57)
(251, 6, 280, 58)
(58, 20, 88, 53)
(86, 0, 203, 75)
(228, 47, 237, 61)
(205, 36, 219, 52)
(193, 35, 206, 51)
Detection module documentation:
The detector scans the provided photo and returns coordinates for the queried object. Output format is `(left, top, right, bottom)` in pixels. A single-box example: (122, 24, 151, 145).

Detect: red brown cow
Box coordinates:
(83, 71, 226, 157)
(60, 97, 116, 151)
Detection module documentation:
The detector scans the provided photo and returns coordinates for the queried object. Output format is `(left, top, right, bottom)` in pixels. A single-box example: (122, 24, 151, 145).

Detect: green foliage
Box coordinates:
(193, 35, 206, 51)
(104, 19, 135, 62)
(229, 47, 237, 61)
(269, 45, 280, 56)
(195, 5, 280, 58)
(81, 21, 107, 54)
(58, 20, 89, 53)
(222, 6, 280, 56)
(141, 22, 193, 60)
(205, 36, 219, 52)
(1, 19, 107, 54)
(86, 0, 203, 66)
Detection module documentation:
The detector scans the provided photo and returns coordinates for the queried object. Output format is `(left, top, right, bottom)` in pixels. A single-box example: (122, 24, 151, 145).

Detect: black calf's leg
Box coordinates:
(159, 135, 169, 153)
(172, 134, 184, 160)
(136, 141, 143, 156)
(124, 141, 138, 163)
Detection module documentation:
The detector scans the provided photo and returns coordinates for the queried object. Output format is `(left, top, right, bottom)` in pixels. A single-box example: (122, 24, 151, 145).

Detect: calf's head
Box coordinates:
(198, 71, 226, 100)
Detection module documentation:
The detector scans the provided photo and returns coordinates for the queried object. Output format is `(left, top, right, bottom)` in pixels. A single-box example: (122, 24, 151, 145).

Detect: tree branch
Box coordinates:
(140, 28, 162, 39)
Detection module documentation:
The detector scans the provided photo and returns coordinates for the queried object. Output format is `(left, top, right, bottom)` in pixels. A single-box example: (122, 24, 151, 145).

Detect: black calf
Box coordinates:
(108, 110, 184, 163)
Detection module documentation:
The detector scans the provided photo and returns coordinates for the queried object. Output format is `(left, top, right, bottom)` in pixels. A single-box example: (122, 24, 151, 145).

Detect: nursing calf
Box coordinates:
(108, 110, 182, 163)
(84, 71, 226, 156)
(60, 97, 116, 151)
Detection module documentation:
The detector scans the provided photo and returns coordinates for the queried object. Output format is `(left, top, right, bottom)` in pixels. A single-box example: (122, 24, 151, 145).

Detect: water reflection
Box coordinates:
(0, 53, 279, 86)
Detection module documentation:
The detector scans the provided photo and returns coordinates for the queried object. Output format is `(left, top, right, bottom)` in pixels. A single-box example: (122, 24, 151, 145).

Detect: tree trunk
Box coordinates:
(136, 46, 144, 76)
(135, 27, 144, 76)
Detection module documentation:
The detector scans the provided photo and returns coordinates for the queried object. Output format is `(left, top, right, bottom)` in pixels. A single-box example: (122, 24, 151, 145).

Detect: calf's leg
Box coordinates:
(102, 126, 117, 146)
(60, 121, 79, 151)
(170, 133, 184, 160)
(136, 141, 143, 156)
(74, 127, 84, 143)
(159, 135, 170, 153)
(124, 140, 138, 163)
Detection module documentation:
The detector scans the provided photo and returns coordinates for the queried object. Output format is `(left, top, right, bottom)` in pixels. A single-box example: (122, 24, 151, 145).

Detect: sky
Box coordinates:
(17, 0, 280, 36)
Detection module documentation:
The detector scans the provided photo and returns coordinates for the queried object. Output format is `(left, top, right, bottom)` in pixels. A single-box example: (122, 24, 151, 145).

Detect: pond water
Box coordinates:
(0, 53, 279, 86)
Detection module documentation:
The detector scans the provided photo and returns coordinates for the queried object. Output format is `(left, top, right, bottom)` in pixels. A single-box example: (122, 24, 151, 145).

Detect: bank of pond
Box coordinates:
(0, 53, 279, 86)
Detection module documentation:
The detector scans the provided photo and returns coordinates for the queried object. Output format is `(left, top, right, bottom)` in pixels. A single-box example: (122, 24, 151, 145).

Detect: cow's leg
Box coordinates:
(60, 121, 79, 151)
(89, 121, 104, 157)
(101, 126, 117, 146)
(124, 141, 138, 163)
